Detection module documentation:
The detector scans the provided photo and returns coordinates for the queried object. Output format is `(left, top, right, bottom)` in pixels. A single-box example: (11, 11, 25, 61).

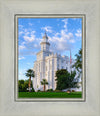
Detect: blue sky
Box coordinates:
(18, 18, 82, 80)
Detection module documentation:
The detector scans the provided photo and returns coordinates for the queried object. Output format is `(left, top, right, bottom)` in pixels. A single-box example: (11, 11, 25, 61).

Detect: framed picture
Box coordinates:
(0, 0, 100, 116)
(15, 14, 86, 102)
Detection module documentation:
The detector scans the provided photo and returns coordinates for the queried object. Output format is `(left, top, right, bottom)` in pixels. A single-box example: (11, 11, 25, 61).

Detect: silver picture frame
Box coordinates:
(15, 14, 86, 102)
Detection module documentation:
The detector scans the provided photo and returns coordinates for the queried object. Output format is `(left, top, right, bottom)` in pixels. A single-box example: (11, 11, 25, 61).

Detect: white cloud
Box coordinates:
(19, 45, 26, 50)
(28, 23, 33, 26)
(75, 29, 82, 37)
(41, 26, 52, 33)
(23, 35, 35, 42)
(19, 37, 41, 57)
(72, 18, 77, 20)
(19, 56, 25, 60)
(23, 31, 35, 42)
(27, 63, 30, 65)
(19, 25, 23, 28)
(67, 33, 73, 39)
(24, 29, 30, 35)
(31, 31, 35, 35)
(19, 31, 24, 36)
(69, 39, 75, 43)
(19, 26, 29, 37)
(34, 44, 38, 48)
(41, 32, 44, 37)
(22, 42, 25, 45)
(18, 20, 76, 57)
(54, 32, 59, 37)
(18, 69, 28, 80)
(19, 50, 37, 57)
(19, 41, 26, 50)
(49, 29, 74, 53)
(60, 30, 73, 40)
(18, 25, 24, 36)
(62, 19, 68, 29)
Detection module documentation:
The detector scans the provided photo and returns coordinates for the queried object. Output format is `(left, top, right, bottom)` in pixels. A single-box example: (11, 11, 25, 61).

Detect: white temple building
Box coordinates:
(33, 32, 79, 91)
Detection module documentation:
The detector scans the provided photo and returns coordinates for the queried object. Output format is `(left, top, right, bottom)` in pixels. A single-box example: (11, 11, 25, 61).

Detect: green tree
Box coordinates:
(18, 80, 24, 92)
(18, 79, 35, 92)
(55, 69, 70, 90)
(73, 49, 82, 73)
(41, 79, 48, 91)
(55, 69, 79, 90)
(24, 80, 35, 92)
(68, 70, 79, 89)
(25, 69, 35, 92)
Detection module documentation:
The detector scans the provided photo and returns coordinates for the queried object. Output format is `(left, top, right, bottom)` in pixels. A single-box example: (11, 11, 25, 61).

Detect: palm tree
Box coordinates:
(25, 69, 34, 92)
(41, 79, 48, 91)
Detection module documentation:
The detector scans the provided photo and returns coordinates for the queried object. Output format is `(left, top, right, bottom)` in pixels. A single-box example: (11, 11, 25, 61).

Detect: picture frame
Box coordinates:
(0, 0, 100, 116)
(15, 14, 86, 102)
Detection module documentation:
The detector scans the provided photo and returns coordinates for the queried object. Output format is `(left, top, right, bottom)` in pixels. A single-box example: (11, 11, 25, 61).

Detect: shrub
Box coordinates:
(72, 90, 75, 92)
(47, 89, 53, 92)
(54, 90, 61, 92)
(37, 90, 41, 92)
(67, 90, 71, 93)
(18, 79, 35, 92)
(31, 88, 35, 92)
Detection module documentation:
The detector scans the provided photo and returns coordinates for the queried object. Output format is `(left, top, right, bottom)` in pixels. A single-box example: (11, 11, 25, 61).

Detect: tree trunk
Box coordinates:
(44, 85, 45, 92)
(29, 77, 31, 92)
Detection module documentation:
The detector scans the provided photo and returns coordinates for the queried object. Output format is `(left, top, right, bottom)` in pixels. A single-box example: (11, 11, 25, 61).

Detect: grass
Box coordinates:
(18, 91, 82, 98)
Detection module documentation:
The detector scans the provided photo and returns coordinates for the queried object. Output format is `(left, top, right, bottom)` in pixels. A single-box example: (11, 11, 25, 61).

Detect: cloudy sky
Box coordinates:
(18, 18, 82, 80)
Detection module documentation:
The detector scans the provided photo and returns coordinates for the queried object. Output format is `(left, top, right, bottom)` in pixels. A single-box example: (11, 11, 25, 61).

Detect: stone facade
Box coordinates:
(33, 32, 73, 91)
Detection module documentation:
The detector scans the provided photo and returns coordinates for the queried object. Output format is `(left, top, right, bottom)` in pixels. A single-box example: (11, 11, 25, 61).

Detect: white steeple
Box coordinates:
(42, 31, 48, 42)
(40, 31, 50, 51)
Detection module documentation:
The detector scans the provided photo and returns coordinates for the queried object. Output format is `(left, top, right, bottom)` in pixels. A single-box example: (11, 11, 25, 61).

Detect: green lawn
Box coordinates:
(18, 91, 82, 98)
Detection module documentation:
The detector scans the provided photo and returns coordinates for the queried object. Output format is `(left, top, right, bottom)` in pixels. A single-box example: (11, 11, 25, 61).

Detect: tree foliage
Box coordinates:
(18, 79, 35, 92)
(55, 69, 79, 90)
(41, 79, 48, 91)
(25, 69, 35, 92)
(25, 69, 34, 78)
(73, 49, 82, 73)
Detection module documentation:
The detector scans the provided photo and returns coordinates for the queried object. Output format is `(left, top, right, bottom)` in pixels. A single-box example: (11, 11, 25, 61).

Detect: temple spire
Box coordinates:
(40, 31, 50, 51)
(42, 30, 48, 41)
(45, 29, 47, 36)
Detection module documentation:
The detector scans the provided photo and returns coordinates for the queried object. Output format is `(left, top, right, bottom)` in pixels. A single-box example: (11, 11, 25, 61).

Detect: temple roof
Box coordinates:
(41, 31, 50, 44)
(42, 31, 48, 40)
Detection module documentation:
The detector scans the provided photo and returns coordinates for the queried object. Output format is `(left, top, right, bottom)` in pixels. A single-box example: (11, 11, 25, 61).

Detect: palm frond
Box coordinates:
(25, 69, 35, 78)
(41, 79, 48, 85)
